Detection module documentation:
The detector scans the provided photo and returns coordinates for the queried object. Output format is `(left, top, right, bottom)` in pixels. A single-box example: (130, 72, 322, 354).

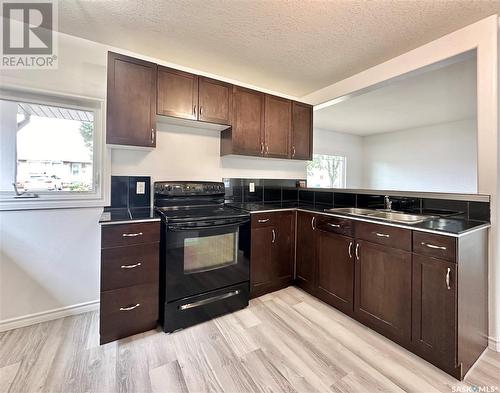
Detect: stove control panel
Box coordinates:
(154, 181, 225, 196)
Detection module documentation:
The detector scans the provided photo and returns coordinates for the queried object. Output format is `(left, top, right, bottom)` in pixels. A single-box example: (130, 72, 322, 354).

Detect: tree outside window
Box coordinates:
(307, 154, 346, 188)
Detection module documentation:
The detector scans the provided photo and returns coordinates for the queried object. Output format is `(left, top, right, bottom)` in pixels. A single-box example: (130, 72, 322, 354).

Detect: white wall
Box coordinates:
(0, 31, 306, 327)
(313, 128, 363, 188)
(361, 119, 477, 192)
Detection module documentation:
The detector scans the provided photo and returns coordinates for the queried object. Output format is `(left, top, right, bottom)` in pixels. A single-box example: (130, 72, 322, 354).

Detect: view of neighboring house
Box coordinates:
(15, 103, 94, 191)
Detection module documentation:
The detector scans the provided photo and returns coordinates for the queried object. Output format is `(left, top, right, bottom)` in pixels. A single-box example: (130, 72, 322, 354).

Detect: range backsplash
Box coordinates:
(223, 178, 490, 222)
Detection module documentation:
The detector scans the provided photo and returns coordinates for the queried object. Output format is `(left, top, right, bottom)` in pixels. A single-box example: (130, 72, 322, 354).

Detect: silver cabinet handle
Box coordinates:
(446, 267, 451, 290)
(119, 303, 140, 311)
(179, 290, 240, 311)
(374, 232, 390, 238)
(421, 242, 447, 251)
(328, 223, 341, 228)
(199, 106, 203, 116)
(122, 232, 143, 237)
(260, 141, 264, 154)
(193, 104, 196, 115)
(292, 146, 296, 157)
(151, 128, 155, 144)
(348, 241, 353, 259)
(311, 216, 316, 230)
(355, 243, 360, 260)
(265, 144, 269, 154)
(258, 219, 269, 223)
(272, 228, 276, 243)
(120, 262, 142, 269)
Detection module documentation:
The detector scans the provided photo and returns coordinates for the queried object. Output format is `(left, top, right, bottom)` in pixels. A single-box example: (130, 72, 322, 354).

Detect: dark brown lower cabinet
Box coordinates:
(316, 231, 354, 315)
(250, 211, 294, 297)
(354, 240, 412, 343)
(295, 211, 317, 294)
(412, 254, 457, 372)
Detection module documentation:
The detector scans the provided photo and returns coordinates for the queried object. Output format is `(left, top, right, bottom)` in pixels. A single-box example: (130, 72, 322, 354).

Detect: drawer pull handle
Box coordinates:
(374, 232, 390, 238)
(328, 223, 341, 228)
(179, 290, 240, 311)
(258, 219, 269, 223)
(311, 216, 316, 230)
(445, 268, 451, 290)
(119, 303, 140, 311)
(348, 241, 353, 259)
(122, 232, 143, 237)
(120, 262, 142, 269)
(272, 228, 276, 243)
(421, 242, 447, 251)
(355, 243, 360, 260)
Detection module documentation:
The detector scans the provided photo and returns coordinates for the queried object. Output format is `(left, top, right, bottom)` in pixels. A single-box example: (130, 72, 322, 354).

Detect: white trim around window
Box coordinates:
(0, 86, 109, 211)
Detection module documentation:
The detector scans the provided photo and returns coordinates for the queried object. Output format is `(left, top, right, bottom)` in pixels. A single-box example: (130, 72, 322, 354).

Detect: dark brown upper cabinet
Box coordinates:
(157, 67, 198, 120)
(198, 77, 232, 125)
(291, 102, 313, 160)
(221, 86, 265, 157)
(264, 95, 291, 159)
(106, 52, 157, 147)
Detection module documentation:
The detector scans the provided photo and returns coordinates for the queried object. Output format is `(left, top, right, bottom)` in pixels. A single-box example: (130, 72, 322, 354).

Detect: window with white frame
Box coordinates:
(0, 91, 103, 206)
(307, 154, 346, 188)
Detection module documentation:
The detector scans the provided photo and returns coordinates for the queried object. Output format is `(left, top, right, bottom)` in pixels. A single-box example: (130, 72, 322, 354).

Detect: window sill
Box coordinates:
(0, 195, 106, 211)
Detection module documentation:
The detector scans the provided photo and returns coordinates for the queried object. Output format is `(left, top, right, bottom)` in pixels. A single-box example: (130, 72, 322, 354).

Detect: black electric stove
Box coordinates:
(154, 181, 251, 333)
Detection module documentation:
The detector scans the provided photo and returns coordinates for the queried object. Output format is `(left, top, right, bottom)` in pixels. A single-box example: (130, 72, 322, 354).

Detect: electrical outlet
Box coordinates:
(249, 182, 255, 193)
(136, 181, 145, 194)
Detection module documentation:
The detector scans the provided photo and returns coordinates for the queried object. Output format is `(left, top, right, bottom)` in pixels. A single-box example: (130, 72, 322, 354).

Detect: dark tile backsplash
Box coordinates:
(223, 178, 490, 222)
(111, 175, 151, 209)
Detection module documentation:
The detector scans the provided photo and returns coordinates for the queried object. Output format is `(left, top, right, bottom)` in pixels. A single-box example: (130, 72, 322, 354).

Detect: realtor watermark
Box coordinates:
(1, 0, 58, 69)
(452, 385, 499, 393)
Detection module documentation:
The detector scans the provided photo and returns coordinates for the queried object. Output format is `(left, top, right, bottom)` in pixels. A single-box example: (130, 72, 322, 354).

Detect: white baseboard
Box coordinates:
(0, 300, 100, 332)
(488, 336, 500, 352)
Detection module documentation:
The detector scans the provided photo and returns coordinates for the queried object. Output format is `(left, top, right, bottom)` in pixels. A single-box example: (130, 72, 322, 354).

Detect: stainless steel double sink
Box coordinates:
(324, 207, 435, 224)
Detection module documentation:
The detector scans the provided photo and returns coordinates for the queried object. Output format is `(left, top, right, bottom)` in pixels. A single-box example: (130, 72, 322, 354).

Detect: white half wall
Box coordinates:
(361, 119, 478, 192)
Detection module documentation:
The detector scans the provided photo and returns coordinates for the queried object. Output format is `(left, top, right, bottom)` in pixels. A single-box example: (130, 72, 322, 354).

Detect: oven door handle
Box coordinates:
(168, 220, 250, 231)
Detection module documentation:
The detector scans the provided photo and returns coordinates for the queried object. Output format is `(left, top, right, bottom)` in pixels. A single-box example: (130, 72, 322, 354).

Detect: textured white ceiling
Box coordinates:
(57, 1, 500, 97)
(313, 56, 477, 135)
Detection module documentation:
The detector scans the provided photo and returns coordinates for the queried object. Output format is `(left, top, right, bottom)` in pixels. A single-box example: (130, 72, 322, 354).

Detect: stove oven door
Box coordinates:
(164, 217, 250, 302)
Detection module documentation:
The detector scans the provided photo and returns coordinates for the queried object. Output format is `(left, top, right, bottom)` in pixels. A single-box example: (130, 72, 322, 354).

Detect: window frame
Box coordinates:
(307, 153, 347, 189)
(0, 86, 108, 210)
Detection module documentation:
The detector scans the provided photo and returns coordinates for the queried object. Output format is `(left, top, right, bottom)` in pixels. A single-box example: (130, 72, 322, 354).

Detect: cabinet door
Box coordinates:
(354, 240, 412, 343)
(412, 254, 457, 368)
(250, 226, 273, 297)
(264, 95, 291, 158)
(271, 212, 295, 284)
(291, 102, 312, 160)
(157, 66, 198, 120)
(317, 231, 354, 314)
(198, 77, 232, 125)
(231, 86, 265, 156)
(107, 52, 157, 147)
(295, 212, 317, 293)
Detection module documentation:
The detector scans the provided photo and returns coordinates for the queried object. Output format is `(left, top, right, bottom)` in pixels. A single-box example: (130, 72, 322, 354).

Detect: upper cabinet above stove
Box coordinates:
(106, 51, 313, 159)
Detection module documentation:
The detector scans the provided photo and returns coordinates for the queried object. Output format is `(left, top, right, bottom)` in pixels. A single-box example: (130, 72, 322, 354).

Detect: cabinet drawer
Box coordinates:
(101, 222, 160, 248)
(101, 243, 159, 291)
(355, 222, 411, 251)
(251, 211, 291, 227)
(316, 215, 353, 237)
(100, 283, 158, 343)
(413, 232, 456, 262)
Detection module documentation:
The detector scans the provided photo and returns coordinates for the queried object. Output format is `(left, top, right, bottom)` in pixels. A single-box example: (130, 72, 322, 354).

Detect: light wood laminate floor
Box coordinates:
(1, 286, 499, 393)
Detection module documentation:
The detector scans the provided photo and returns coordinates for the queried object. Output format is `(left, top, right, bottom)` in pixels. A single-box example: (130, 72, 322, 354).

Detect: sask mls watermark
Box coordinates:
(1, 0, 58, 69)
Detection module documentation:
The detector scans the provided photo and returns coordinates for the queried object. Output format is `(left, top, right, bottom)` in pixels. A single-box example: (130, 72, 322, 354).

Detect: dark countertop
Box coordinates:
(99, 207, 160, 225)
(227, 202, 490, 237)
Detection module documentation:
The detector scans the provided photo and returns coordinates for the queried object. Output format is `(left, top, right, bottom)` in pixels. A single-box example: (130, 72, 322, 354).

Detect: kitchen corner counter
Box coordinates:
(227, 202, 490, 237)
(99, 207, 161, 225)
